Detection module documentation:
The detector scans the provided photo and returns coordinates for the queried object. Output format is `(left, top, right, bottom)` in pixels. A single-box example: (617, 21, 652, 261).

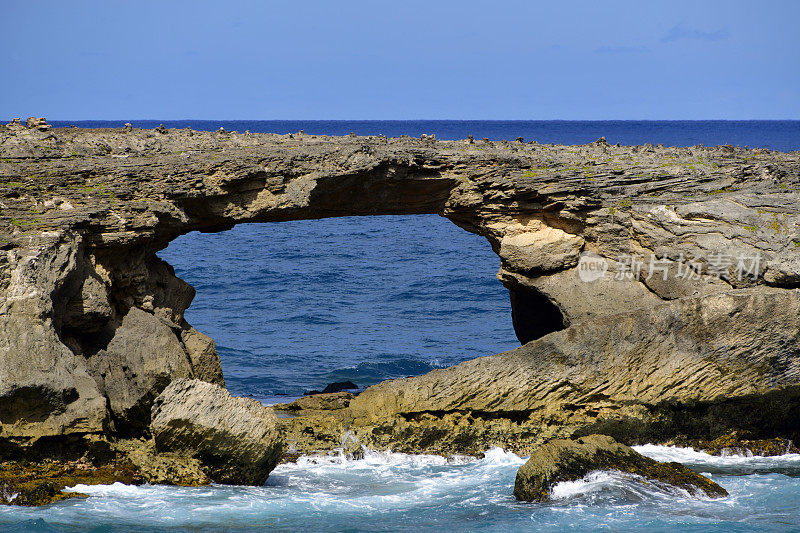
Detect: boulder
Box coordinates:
(88, 307, 193, 434)
(513, 435, 728, 502)
(151, 379, 283, 485)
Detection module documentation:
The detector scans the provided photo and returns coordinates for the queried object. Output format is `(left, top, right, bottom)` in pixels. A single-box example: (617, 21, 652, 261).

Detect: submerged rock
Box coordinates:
(513, 435, 728, 502)
(151, 379, 283, 485)
(304, 381, 359, 395)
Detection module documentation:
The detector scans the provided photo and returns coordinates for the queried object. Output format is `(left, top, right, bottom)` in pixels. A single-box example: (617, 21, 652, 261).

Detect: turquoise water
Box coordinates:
(4, 121, 797, 531)
(2, 447, 800, 532)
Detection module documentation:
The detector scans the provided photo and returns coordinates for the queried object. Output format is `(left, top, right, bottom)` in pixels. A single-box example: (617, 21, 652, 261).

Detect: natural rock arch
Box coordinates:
(2, 125, 800, 457)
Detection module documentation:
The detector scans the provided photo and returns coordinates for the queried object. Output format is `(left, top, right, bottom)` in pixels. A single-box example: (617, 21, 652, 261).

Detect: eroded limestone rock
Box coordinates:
(151, 379, 283, 485)
(1, 126, 799, 468)
(499, 225, 584, 275)
(180, 327, 224, 386)
(0, 235, 107, 444)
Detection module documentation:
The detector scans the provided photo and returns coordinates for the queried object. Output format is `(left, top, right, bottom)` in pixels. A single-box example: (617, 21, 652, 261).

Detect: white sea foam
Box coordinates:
(633, 444, 800, 473)
(0, 443, 795, 532)
(549, 471, 623, 499)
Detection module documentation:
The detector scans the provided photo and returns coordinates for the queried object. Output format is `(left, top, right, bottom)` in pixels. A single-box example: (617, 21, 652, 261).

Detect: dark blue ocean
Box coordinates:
(160, 215, 514, 399)
(52, 119, 800, 152)
(4, 121, 798, 532)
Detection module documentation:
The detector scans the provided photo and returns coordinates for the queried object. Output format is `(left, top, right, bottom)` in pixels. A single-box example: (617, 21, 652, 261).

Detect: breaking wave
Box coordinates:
(1, 445, 799, 531)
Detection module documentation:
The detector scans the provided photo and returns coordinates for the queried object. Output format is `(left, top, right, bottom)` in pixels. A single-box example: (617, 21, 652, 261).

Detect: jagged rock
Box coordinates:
(61, 272, 112, 332)
(113, 438, 209, 486)
(0, 460, 144, 506)
(123, 123, 132, 132)
(514, 435, 727, 501)
(276, 392, 354, 412)
(151, 379, 283, 485)
(764, 252, 800, 287)
(5, 118, 23, 131)
(677, 432, 800, 457)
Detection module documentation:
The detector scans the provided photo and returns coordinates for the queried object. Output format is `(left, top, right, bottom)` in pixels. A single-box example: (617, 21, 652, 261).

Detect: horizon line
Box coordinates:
(34, 118, 800, 123)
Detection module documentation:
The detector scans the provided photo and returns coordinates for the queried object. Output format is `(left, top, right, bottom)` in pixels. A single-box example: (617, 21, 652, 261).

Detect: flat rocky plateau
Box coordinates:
(1, 121, 800, 501)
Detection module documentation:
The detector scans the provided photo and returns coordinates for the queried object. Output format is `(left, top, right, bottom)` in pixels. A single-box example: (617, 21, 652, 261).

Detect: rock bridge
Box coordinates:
(2, 123, 800, 458)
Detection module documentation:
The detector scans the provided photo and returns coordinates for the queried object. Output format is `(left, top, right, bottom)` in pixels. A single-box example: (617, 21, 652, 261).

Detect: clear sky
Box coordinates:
(1, 0, 798, 120)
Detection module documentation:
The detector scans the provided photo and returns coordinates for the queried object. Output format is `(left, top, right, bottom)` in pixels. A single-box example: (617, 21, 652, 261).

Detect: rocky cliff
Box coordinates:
(1, 121, 799, 463)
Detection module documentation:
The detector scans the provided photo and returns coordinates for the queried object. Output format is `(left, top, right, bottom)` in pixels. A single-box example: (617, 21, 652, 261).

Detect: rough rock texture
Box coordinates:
(1, 125, 799, 465)
(513, 434, 727, 502)
(674, 432, 800, 457)
(151, 379, 283, 485)
(89, 306, 194, 435)
(112, 437, 209, 486)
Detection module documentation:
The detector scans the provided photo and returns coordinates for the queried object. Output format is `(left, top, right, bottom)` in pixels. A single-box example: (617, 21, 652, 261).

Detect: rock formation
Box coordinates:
(151, 379, 283, 485)
(1, 123, 799, 485)
(513, 434, 727, 502)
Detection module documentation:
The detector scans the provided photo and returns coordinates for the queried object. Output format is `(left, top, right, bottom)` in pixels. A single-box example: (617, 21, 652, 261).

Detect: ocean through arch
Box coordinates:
(157, 214, 522, 400)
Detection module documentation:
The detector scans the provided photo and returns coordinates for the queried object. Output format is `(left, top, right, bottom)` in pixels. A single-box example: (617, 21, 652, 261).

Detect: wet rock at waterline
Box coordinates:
(674, 432, 800, 457)
(0, 460, 144, 507)
(151, 379, 284, 485)
(513, 435, 728, 502)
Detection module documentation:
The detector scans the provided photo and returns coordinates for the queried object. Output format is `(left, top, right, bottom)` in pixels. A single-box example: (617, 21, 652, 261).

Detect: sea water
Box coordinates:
(3, 121, 798, 531)
(2, 447, 799, 532)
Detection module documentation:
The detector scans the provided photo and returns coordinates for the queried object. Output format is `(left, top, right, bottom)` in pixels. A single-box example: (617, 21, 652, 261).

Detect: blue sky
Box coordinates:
(1, 1, 798, 119)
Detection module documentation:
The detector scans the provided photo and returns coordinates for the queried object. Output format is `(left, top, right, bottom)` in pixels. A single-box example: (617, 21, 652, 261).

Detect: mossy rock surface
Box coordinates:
(0, 460, 144, 506)
(513, 434, 728, 502)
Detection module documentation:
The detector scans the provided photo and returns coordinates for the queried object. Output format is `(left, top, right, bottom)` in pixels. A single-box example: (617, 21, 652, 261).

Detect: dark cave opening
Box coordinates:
(508, 285, 569, 344)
